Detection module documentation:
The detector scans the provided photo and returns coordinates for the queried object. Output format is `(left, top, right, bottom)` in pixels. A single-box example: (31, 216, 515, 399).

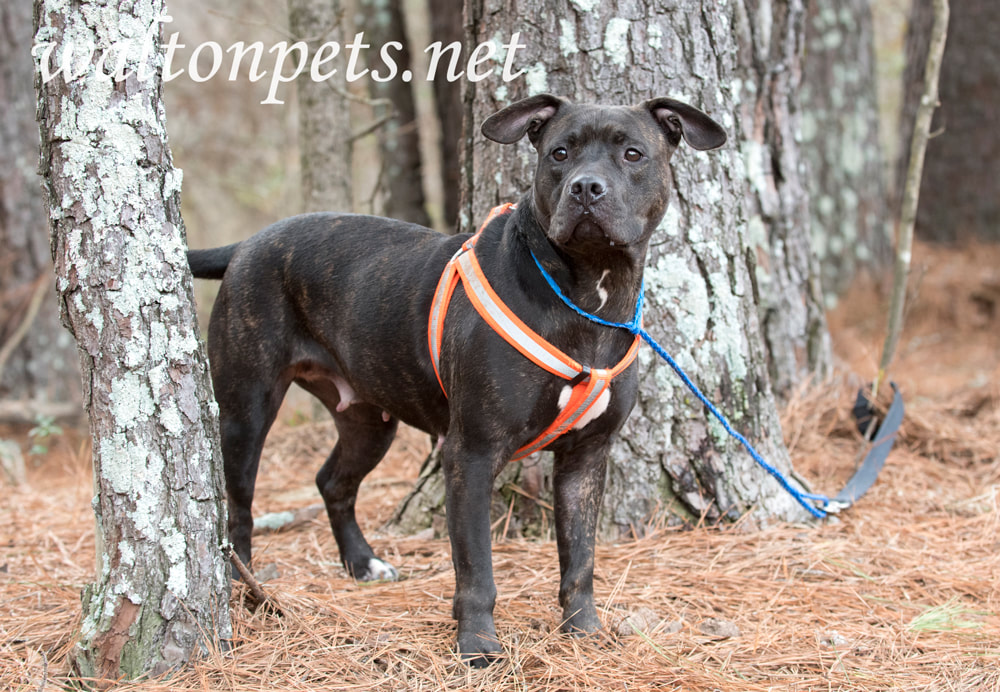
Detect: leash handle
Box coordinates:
(830, 383, 904, 511)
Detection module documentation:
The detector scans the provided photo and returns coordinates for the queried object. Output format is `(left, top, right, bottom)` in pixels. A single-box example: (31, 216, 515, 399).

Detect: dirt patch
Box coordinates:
(2, 241, 998, 690)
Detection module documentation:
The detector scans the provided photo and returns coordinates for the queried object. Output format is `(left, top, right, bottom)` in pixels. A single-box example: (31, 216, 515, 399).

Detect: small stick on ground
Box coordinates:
(227, 547, 283, 616)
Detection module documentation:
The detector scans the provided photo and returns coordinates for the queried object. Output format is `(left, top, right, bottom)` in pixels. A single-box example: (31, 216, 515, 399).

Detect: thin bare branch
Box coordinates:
(876, 0, 950, 397)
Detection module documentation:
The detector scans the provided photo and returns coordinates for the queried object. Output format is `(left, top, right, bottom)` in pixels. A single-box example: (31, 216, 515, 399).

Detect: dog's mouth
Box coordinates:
(549, 208, 632, 249)
(571, 216, 620, 245)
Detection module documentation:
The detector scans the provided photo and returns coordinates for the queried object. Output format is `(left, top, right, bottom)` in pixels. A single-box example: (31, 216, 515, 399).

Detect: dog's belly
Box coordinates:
(288, 354, 449, 435)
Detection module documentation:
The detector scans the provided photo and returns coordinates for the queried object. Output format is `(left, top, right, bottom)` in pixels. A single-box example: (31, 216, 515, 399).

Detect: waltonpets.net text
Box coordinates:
(33, 15, 527, 105)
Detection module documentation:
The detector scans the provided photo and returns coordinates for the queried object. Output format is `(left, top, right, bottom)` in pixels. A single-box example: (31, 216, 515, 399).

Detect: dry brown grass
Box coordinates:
(2, 241, 999, 691)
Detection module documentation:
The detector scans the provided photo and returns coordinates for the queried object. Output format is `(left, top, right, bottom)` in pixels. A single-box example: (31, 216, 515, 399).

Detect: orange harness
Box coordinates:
(428, 204, 641, 461)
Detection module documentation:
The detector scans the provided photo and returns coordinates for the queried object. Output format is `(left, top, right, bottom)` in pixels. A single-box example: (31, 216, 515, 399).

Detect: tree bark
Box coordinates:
(34, 0, 230, 681)
(899, 0, 999, 243)
(732, 0, 831, 396)
(288, 0, 352, 212)
(394, 0, 818, 539)
(428, 0, 464, 232)
(360, 0, 432, 226)
(0, 1, 79, 407)
(800, 0, 891, 300)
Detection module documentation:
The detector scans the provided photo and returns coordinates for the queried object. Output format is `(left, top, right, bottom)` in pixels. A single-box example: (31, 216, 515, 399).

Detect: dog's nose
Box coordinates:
(569, 175, 607, 208)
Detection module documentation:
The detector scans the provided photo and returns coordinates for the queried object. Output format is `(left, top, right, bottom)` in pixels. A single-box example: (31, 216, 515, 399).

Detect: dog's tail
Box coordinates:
(187, 243, 240, 280)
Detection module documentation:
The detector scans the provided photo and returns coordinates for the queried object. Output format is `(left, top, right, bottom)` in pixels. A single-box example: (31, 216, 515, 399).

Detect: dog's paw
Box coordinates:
(457, 632, 503, 668)
(561, 607, 602, 636)
(356, 557, 399, 582)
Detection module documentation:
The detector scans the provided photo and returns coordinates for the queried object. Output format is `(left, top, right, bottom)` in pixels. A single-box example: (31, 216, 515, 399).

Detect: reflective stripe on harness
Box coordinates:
(428, 203, 640, 461)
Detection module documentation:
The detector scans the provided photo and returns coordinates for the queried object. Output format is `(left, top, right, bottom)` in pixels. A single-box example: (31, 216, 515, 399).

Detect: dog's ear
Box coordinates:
(482, 94, 566, 146)
(644, 98, 727, 151)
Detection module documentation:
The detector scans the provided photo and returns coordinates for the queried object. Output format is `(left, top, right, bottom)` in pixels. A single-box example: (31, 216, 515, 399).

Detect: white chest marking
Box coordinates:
(558, 384, 611, 430)
(596, 269, 610, 312)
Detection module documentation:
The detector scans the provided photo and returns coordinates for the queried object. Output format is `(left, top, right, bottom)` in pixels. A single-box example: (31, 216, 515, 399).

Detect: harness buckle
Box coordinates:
(569, 366, 591, 387)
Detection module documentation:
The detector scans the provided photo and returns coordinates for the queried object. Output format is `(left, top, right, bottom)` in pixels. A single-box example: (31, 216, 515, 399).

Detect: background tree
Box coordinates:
(34, 0, 230, 680)
(899, 0, 1000, 243)
(288, 0, 352, 213)
(428, 0, 464, 231)
(801, 0, 891, 300)
(395, 0, 821, 537)
(0, 1, 79, 420)
(734, 0, 831, 395)
(360, 0, 432, 226)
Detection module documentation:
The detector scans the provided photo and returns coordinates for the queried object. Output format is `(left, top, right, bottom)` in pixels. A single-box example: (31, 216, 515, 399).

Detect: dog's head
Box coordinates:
(482, 95, 726, 254)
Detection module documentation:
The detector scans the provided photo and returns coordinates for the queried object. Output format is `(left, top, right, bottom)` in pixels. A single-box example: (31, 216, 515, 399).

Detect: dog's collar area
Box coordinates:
(428, 203, 640, 461)
(529, 249, 645, 335)
(515, 205, 574, 288)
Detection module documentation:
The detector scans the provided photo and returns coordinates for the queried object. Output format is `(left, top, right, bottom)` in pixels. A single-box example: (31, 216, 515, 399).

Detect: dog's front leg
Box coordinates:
(553, 440, 610, 635)
(442, 437, 504, 666)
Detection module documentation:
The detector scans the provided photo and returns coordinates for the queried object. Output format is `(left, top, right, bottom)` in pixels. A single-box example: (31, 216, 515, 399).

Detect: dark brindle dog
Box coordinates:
(188, 94, 725, 665)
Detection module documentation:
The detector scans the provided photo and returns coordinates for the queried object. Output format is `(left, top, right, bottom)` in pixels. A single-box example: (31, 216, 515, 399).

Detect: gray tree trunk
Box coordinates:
(0, 1, 79, 412)
(394, 0, 818, 538)
(733, 0, 831, 396)
(34, 0, 231, 680)
(360, 0, 432, 226)
(801, 0, 891, 300)
(899, 0, 1000, 243)
(289, 0, 352, 212)
(428, 0, 464, 231)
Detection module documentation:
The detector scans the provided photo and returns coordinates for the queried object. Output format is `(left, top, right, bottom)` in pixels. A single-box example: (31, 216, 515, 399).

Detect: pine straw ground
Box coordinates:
(2, 241, 999, 691)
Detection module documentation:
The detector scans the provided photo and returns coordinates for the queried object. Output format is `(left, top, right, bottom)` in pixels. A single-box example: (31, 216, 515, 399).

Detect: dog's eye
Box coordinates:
(552, 147, 568, 162)
(624, 148, 643, 163)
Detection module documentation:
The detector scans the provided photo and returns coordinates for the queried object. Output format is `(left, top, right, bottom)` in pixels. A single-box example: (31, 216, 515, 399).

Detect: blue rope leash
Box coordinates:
(530, 252, 829, 519)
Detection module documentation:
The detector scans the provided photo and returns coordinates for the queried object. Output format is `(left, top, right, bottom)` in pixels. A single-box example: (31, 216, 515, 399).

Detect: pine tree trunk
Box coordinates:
(733, 0, 831, 396)
(360, 0, 432, 226)
(289, 0, 352, 212)
(393, 0, 819, 538)
(801, 0, 891, 300)
(34, 1, 231, 681)
(428, 0, 464, 231)
(0, 1, 79, 412)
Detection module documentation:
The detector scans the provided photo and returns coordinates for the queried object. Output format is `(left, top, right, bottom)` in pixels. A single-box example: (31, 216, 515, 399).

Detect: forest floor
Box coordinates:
(2, 240, 999, 691)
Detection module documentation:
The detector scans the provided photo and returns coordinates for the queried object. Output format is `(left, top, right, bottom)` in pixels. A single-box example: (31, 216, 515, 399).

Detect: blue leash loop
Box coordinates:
(530, 252, 831, 519)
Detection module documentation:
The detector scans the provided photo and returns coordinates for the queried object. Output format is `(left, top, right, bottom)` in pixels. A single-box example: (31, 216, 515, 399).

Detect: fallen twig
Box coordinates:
(0, 400, 80, 424)
(226, 546, 283, 615)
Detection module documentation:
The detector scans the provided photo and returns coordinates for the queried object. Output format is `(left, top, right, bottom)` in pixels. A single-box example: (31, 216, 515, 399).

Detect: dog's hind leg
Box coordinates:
(315, 402, 400, 581)
(217, 382, 288, 575)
